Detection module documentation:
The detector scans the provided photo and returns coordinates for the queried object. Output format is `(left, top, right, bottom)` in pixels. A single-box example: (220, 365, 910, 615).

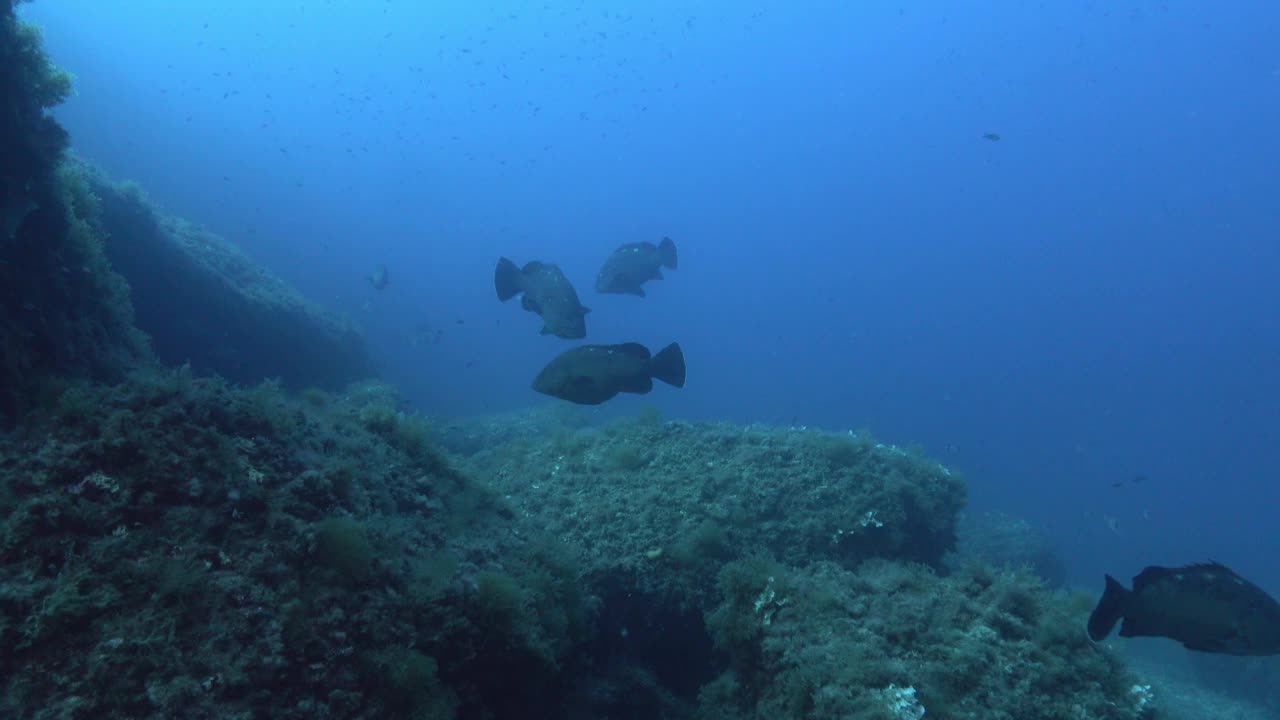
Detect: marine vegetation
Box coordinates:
(82, 164, 375, 390)
(0, 376, 1167, 719)
(2, 2, 370, 415)
(952, 510, 1068, 587)
(0, 372, 587, 719)
(0, 5, 149, 421)
(698, 559, 1149, 720)
(444, 410, 1158, 719)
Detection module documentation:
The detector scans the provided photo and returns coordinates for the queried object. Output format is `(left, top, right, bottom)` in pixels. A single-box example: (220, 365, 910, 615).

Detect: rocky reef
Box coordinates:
(952, 510, 1068, 588)
(438, 410, 1156, 719)
(0, 383, 1161, 720)
(1, 2, 373, 424)
(84, 165, 375, 391)
(0, 3, 149, 421)
(0, 3, 1174, 718)
(0, 374, 583, 719)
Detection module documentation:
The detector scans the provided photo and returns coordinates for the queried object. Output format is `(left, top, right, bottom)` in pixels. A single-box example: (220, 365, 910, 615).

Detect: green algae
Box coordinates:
(1, 7, 150, 422)
(0, 376, 1167, 719)
(444, 408, 1157, 719)
(0, 373, 584, 719)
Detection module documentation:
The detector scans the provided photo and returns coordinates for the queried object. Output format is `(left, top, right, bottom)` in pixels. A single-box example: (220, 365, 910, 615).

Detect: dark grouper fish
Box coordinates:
(495, 257, 590, 339)
(533, 342, 685, 405)
(595, 236, 678, 297)
(1087, 562, 1280, 655)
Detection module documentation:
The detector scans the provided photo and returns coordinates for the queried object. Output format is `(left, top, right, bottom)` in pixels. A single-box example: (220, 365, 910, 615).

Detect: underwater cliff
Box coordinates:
(0, 2, 372, 421)
(84, 163, 375, 391)
(0, 2, 148, 421)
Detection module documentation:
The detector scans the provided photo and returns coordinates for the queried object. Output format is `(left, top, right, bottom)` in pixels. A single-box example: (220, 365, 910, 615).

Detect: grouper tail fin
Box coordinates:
(650, 342, 685, 388)
(1087, 574, 1130, 642)
(494, 257, 522, 302)
(658, 236, 678, 269)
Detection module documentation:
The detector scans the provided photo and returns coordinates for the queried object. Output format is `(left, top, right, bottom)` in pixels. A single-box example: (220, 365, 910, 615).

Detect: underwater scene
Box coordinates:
(2, 1, 1279, 718)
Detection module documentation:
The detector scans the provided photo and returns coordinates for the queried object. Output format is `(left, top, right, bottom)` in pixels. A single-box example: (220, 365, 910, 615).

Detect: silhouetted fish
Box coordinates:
(595, 237, 678, 297)
(495, 257, 589, 339)
(1088, 562, 1280, 655)
(367, 264, 390, 290)
(533, 342, 685, 405)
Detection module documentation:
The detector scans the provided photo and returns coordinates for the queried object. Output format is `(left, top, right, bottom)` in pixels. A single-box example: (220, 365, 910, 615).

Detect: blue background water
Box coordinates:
(20, 2, 1280, 589)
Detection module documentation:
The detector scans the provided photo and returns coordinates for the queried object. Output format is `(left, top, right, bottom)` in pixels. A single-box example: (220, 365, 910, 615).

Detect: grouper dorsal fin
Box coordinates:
(615, 342, 650, 359)
(1132, 565, 1176, 593)
(1136, 561, 1233, 589)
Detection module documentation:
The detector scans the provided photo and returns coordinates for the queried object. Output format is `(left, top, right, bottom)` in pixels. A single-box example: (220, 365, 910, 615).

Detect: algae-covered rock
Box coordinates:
(701, 559, 1154, 720)
(0, 5, 150, 420)
(0, 4, 70, 222)
(2, 2, 370, 404)
(952, 510, 1068, 588)
(0, 376, 1170, 720)
(457, 414, 967, 601)
(0, 372, 584, 720)
(445, 409, 1162, 719)
(80, 166, 375, 390)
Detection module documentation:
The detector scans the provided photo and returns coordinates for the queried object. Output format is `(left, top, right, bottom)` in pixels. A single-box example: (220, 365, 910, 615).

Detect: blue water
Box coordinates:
(20, 2, 1280, 592)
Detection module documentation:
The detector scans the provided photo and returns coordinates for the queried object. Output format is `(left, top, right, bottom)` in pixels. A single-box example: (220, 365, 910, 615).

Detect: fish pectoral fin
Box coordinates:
(1181, 638, 1226, 653)
(629, 286, 646, 298)
(521, 296, 542, 313)
(539, 324, 553, 335)
(619, 375, 653, 394)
